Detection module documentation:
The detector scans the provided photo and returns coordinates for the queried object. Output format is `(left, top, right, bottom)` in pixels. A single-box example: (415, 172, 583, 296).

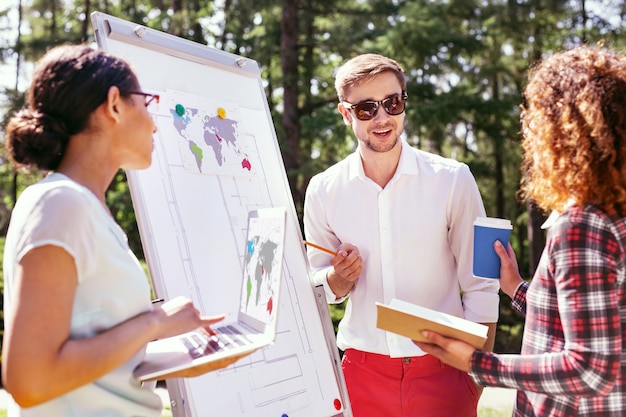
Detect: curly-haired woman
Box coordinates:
(417, 44, 626, 417)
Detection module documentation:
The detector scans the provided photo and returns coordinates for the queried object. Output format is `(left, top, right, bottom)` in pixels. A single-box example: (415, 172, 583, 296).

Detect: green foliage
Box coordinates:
(106, 170, 144, 258)
(329, 301, 348, 334)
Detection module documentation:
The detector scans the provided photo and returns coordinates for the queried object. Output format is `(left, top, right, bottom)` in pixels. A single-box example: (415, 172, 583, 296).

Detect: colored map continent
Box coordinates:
(170, 105, 252, 173)
(244, 235, 279, 314)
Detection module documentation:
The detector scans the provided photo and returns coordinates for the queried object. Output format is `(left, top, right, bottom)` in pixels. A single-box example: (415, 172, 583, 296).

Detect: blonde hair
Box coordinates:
(334, 53, 406, 102)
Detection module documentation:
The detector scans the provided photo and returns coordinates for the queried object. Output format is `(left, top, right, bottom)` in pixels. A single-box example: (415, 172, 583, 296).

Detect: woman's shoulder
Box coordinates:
(15, 174, 97, 224)
(551, 204, 626, 243)
(28, 173, 94, 204)
(559, 204, 619, 225)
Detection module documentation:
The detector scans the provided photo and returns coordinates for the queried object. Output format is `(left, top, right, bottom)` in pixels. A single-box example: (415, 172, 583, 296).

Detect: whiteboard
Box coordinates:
(91, 12, 351, 417)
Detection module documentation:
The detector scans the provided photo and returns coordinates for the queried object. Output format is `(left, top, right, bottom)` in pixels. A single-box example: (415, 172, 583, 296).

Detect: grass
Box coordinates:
(477, 388, 515, 417)
(479, 410, 511, 417)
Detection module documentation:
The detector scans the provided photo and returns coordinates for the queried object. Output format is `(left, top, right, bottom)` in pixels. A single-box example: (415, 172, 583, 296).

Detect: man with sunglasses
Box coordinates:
(303, 53, 499, 416)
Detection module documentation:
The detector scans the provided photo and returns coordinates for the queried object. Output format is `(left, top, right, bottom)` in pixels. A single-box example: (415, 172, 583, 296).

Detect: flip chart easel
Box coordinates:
(91, 12, 351, 417)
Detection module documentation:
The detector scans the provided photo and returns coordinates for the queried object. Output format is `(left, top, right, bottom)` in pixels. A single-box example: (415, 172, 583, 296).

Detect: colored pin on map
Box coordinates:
(175, 103, 185, 116)
(217, 107, 227, 119)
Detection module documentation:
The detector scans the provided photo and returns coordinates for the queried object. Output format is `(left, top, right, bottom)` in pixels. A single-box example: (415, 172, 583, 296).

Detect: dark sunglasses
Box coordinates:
(343, 93, 408, 121)
(128, 91, 160, 107)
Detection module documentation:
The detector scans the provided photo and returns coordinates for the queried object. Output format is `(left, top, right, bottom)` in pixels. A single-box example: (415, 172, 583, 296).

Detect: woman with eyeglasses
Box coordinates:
(303, 53, 499, 417)
(2, 44, 225, 416)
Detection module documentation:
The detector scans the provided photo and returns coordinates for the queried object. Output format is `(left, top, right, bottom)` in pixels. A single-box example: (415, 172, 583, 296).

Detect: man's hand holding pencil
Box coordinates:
(303, 240, 363, 299)
(302, 240, 338, 256)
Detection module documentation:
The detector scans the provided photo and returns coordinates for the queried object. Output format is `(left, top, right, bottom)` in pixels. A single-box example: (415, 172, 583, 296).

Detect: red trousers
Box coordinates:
(342, 349, 479, 417)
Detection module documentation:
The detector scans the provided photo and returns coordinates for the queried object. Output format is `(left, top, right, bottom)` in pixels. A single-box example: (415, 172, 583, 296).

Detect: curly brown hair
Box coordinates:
(520, 45, 626, 216)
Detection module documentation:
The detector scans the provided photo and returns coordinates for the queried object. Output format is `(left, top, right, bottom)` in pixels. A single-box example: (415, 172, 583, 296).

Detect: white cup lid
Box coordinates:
(474, 217, 512, 229)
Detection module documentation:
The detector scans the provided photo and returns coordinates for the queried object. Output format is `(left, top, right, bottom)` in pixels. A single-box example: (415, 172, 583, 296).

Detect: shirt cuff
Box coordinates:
(312, 267, 348, 303)
(468, 350, 490, 387)
(511, 281, 529, 313)
(324, 271, 348, 303)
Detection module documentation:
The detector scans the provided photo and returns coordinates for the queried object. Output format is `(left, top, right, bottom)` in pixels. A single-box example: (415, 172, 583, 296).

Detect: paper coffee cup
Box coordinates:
(473, 217, 512, 279)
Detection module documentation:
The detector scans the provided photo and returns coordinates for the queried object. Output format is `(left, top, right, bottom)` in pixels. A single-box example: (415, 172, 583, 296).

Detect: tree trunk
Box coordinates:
(81, 0, 91, 42)
(280, 0, 300, 203)
(527, 201, 546, 275)
(492, 72, 505, 218)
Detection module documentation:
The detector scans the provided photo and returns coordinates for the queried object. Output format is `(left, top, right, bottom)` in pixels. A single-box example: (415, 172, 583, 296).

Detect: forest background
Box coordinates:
(0, 0, 625, 367)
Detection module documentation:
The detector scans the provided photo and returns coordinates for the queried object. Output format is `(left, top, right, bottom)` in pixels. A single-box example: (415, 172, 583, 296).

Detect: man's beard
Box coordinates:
(361, 133, 400, 153)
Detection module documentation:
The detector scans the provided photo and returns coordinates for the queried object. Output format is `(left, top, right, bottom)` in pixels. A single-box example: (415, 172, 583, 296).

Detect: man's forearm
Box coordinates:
(327, 268, 355, 299)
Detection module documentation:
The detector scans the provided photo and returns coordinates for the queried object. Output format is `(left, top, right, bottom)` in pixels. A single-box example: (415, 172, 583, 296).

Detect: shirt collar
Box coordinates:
(396, 140, 420, 176)
(347, 139, 418, 184)
(541, 210, 560, 229)
(541, 198, 577, 229)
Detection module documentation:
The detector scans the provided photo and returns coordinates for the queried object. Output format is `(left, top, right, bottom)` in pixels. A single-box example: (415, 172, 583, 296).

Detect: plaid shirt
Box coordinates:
(469, 205, 626, 416)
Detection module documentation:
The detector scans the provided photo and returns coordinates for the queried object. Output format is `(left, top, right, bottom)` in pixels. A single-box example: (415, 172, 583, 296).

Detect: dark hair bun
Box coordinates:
(5, 109, 69, 171)
(3, 44, 138, 173)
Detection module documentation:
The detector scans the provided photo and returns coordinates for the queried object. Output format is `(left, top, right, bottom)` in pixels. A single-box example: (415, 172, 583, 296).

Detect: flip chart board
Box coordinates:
(91, 12, 351, 417)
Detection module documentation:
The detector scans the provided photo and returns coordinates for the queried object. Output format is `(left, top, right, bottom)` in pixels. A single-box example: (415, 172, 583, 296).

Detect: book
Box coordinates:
(375, 298, 488, 349)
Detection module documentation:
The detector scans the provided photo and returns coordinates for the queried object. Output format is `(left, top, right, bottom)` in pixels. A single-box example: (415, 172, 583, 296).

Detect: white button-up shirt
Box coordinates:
(304, 140, 500, 357)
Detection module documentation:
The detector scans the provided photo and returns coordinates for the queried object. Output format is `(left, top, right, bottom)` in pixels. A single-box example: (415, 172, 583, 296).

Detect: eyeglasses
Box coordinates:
(128, 91, 160, 107)
(342, 93, 408, 121)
